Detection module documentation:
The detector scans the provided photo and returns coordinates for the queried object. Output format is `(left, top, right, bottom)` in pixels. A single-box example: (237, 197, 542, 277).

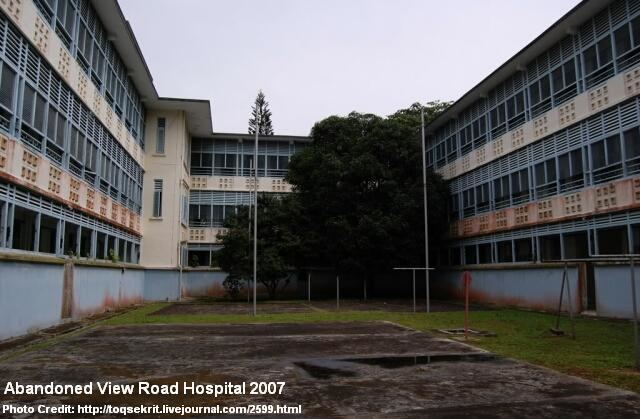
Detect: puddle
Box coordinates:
(340, 353, 496, 369)
(294, 361, 357, 379)
(438, 328, 497, 337)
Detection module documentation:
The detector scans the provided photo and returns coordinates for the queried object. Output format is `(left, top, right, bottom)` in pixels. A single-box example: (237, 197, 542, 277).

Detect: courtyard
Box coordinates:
(1, 301, 640, 417)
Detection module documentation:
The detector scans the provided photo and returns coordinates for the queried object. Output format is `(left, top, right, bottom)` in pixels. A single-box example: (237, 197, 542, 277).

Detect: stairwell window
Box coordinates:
(153, 179, 163, 218)
(156, 118, 166, 154)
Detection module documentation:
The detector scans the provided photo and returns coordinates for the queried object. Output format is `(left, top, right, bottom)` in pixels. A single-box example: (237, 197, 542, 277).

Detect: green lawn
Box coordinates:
(103, 302, 640, 393)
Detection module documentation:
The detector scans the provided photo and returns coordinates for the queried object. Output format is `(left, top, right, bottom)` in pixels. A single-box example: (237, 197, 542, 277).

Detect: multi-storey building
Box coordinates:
(0, 0, 308, 269)
(187, 133, 308, 267)
(427, 0, 640, 314)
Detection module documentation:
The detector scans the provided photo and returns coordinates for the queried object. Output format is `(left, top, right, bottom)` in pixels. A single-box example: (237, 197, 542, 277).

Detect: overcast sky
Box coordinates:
(119, 0, 581, 135)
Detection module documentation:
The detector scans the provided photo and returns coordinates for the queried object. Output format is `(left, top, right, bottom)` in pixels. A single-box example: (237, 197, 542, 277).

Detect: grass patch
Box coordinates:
(103, 302, 640, 393)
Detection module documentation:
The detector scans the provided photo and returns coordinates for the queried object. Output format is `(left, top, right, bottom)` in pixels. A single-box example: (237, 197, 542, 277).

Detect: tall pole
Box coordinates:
(631, 256, 639, 369)
(253, 130, 259, 316)
(421, 108, 430, 313)
(248, 159, 253, 234)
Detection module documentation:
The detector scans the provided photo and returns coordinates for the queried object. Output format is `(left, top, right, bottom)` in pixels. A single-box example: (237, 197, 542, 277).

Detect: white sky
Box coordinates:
(119, 0, 581, 135)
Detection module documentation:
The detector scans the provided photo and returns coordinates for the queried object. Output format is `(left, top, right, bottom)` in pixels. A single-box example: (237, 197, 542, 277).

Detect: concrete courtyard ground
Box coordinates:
(1, 300, 640, 417)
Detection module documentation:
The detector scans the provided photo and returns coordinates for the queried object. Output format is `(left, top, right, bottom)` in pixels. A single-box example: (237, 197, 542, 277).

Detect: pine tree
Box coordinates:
(248, 90, 274, 135)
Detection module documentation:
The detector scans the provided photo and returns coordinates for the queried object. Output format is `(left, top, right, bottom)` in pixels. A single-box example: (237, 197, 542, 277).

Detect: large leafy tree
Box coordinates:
(248, 90, 274, 135)
(214, 194, 300, 299)
(388, 100, 451, 130)
(287, 103, 450, 281)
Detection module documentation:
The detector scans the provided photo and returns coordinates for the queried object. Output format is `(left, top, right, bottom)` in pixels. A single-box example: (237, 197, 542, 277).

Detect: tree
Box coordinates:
(214, 195, 300, 299)
(286, 103, 450, 282)
(388, 100, 451, 130)
(249, 90, 274, 135)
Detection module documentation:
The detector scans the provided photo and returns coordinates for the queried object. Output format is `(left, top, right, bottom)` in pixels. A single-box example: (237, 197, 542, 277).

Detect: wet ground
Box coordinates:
(1, 321, 639, 417)
(151, 299, 477, 315)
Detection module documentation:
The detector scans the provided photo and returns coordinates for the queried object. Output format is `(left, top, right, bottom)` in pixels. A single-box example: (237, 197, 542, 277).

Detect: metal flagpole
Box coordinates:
(248, 159, 253, 234)
(253, 129, 259, 316)
(421, 107, 430, 313)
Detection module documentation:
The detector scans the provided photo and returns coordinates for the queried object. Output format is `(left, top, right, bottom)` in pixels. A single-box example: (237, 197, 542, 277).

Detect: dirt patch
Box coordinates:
(151, 301, 314, 315)
(151, 299, 483, 316)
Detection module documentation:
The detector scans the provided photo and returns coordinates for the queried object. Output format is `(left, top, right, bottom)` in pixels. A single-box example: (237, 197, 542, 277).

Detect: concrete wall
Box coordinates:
(594, 265, 640, 318)
(0, 259, 307, 341)
(182, 270, 227, 298)
(433, 265, 580, 312)
(0, 259, 156, 340)
(0, 261, 64, 340)
(144, 269, 181, 301)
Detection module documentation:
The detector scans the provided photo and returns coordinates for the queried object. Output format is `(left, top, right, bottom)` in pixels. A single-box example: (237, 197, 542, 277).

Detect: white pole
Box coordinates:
(248, 159, 253, 234)
(336, 275, 340, 310)
(253, 129, 259, 316)
(421, 108, 430, 313)
(178, 243, 182, 302)
(412, 269, 416, 313)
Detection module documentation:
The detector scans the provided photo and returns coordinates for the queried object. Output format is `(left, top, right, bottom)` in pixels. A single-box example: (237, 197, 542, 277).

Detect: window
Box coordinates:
(539, 235, 561, 261)
(497, 240, 513, 263)
(625, 127, 640, 174)
(493, 175, 510, 208)
(462, 188, 475, 217)
(591, 135, 622, 183)
(529, 75, 551, 105)
(534, 158, 557, 198)
(152, 179, 163, 218)
(551, 59, 577, 95)
(475, 182, 490, 212)
(12, 206, 37, 251)
(478, 243, 492, 264)
(558, 149, 584, 191)
(449, 194, 460, 221)
(514, 238, 533, 262)
(510, 168, 529, 204)
(464, 245, 477, 265)
(156, 118, 165, 154)
(598, 226, 628, 255)
(446, 135, 457, 157)
(0, 64, 16, 111)
(615, 24, 632, 56)
(563, 231, 589, 258)
(583, 36, 613, 78)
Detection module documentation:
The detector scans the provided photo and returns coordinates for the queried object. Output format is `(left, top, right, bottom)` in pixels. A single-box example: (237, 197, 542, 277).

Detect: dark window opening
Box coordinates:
(514, 238, 533, 262)
(598, 226, 628, 255)
(540, 235, 561, 262)
(38, 214, 57, 254)
(12, 207, 36, 251)
(478, 243, 492, 264)
(64, 222, 79, 255)
(464, 245, 477, 265)
(497, 240, 513, 263)
(563, 231, 589, 259)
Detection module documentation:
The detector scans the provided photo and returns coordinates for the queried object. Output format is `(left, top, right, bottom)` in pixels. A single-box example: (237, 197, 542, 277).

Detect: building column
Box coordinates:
(0, 201, 7, 248)
(90, 229, 97, 259)
(56, 220, 64, 256)
(33, 212, 41, 252)
(75, 225, 81, 256)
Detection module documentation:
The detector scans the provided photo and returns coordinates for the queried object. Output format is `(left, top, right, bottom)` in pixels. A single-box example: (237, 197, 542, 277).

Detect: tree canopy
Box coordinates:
(287, 102, 450, 279)
(219, 101, 451, 298)
(214, 194, 300, 298)
(249, 90, 274, 135)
